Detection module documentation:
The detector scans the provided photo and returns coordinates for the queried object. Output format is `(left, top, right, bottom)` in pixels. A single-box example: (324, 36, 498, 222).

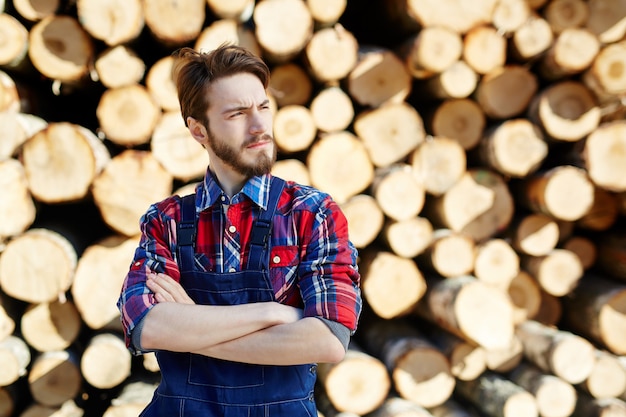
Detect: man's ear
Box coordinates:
(187, 117, 208, 144)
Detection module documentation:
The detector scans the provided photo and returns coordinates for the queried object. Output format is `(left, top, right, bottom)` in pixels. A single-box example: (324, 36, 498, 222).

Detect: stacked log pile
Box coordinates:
(1, 0, 626, 416)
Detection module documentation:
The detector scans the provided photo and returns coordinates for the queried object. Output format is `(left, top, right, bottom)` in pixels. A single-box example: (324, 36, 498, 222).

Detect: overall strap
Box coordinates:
(247, 177, 285, 271)
(176, 193, 197, 271)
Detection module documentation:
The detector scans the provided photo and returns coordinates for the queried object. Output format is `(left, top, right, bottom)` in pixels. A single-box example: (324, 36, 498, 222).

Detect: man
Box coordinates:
(117, 44, 362, 416)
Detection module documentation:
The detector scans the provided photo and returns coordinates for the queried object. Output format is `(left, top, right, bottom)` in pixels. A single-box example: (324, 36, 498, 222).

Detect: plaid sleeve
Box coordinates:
(297, 194, 362, 334)
(117, 198, 181, 354)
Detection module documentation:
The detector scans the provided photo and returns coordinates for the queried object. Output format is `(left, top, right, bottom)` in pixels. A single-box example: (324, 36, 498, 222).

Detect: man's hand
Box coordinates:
(147, 273, 195, 304)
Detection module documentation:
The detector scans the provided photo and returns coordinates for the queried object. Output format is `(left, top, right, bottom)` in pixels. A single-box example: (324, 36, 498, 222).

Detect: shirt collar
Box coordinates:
(198, 169, 272, 211)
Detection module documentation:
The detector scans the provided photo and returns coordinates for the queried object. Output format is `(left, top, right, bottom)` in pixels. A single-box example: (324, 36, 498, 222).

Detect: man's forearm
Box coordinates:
(191, 317, 346, 365)
(140, 301, 301, 352)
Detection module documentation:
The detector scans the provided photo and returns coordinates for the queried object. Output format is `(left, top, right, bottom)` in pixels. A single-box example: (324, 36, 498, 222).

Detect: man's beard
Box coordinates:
(207, 128, 277, 177)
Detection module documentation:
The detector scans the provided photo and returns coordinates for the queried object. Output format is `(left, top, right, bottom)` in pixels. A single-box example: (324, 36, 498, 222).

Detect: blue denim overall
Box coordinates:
(140, 178, 318, 417)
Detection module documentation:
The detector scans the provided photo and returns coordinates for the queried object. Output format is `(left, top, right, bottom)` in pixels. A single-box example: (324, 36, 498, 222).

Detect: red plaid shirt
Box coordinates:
(118, 172, 362, 353)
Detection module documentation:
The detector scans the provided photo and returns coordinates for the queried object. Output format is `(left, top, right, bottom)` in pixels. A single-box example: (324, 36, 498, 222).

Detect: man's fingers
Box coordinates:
(147, 273, 195, 305)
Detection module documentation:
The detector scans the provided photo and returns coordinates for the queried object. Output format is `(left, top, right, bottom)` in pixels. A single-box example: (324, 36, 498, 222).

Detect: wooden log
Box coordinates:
(303, 24, 358, 83)
(382, 216, 433, 259)
(27, 15, 94, 84)
(339, 194, 384, 249)
(0, 70, 21, 113)
(543, 0, 589, 34)
(483, 334, 524, 373)
(455, 371, 538, 417)
(579, 349, 626, 399)
(346, 46, 412, 108)
(0, 295, 15, 342)
(306, 0, 346, 27)
(366, 396, 432, 417)
(575, 186, 620, 232)
(515, 165, 595, 222)
(96, 84, 162, 146)
(429, 98, 485, 151)
(371, 164, 425, 222)
(533, 289, 562, 327)
(583, 120, 626, 193)
(20, 122, 111, 203)
(252, 0, 313, 63)
(150, 110, 209, 181)
(19, 401, 85, 417)
(425, 169, 515, 242)
(94, 45, 146, 89)
(491, 0, 531, 35)
(142, 0, 205, 45)
(474, 65, 539, 119)
(561, 273, 626, 355)
(80, 332, 132, 389)
(522, 248, 583, 297)
(527, 80, 601, 143)
(360, 250, 427, 320)
(91, 150, 174, 237)
(423, 60, 479, 100)
(506, 271, 542, 325)
(20, 300, 81, 352)
(72, 235, 139, 330)
(144, 56, 178, 112)
(268, 62, 313, 107)
(0, 111, 47, 160)
(538, 28, 600, 81)
(0, 159, 36, 240)
(397, 26, 463, 79)
(475, 118, 548, 178)
(76, 0, 144, 46)
(572, 395, 626, 417)
(28, 350, 82, 407)
(586, 0, 626, 44)
(317, 342, 390, 415)
(410, 136, 466, 197)
(583, 41, 626, 104)
(419, 229, 476, 278)
(415, 275, 515, 350)
(0, 335, 30, 387)
(508, 361, 577, 417)
(462, 25, 507, 75)
(596, 230, 626, 282)
(194, 18, 261, 57)
(0, 228, 76, 304)
(423, 324, 487, 381)
(561, 235, 597, 270)
(358, 319, 455, 408)
(309, 86, 354, 133)
(0, 386, 13, 417)
(12, 0, 58, 22)
(307, 131, 374, 204)
(429, 398, 481, 417)
(0, 13, 29, 70)
(102, 380, 157, 417)
(515, 320, 596, 384)
(509, 14, 554, 63)
(271, 159, 311, 186)
(273, 104, 317, 154)
(206, 0, 255, 21)
(510, 213, 560, 257)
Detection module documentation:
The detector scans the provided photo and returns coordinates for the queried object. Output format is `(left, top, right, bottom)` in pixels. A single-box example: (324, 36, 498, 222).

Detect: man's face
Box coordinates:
(203, 72, 276, 178)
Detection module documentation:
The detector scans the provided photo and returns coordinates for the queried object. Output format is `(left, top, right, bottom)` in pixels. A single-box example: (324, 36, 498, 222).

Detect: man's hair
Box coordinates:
(171, 44, 270, 127)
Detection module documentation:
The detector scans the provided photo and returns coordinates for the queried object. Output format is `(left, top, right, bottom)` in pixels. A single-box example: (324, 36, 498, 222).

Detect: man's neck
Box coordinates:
(209, 167, 247, 198)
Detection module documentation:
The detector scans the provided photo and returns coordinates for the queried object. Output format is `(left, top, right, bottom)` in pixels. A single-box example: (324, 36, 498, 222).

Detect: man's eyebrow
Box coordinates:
(222, 99, 270, 114)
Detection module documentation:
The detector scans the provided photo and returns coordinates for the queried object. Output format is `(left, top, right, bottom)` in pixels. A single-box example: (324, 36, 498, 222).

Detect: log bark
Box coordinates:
(76, 0, 144, 46)
(80, 333, 132, 389)
(0, 228, 77, 303)
(575, 186, 620, 232)
(273, 104, 317, 153)
(94, 45, 146, 89)
(360, 251, 427, 320)
(252, 0, 313, 63)
(533, 289, 562, 326)
(21, 122, 111, 203)
(20, 300, 81, 352)
(317, 342, 390, 415)
(508, 361, 577, 417)
(429, 98, 485, 151)
(596, 230, 626, 282)
(71, 235, 139, 330)
(0, 159, 36, 240)
(415, 275, 515, 350)
(371, 164, 425, 222)
(28, 350, 82, 407)
(307, 131, 374, 204)
(515, 319, 596, 384)
(561, 235, 597, 270)
(561, 273, 626, 355)
(410, 136, 466, 197)
(455, 371, 538, 417)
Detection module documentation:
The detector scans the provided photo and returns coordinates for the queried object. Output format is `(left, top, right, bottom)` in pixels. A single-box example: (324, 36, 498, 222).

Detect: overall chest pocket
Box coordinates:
(269, 245, 301, 303)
